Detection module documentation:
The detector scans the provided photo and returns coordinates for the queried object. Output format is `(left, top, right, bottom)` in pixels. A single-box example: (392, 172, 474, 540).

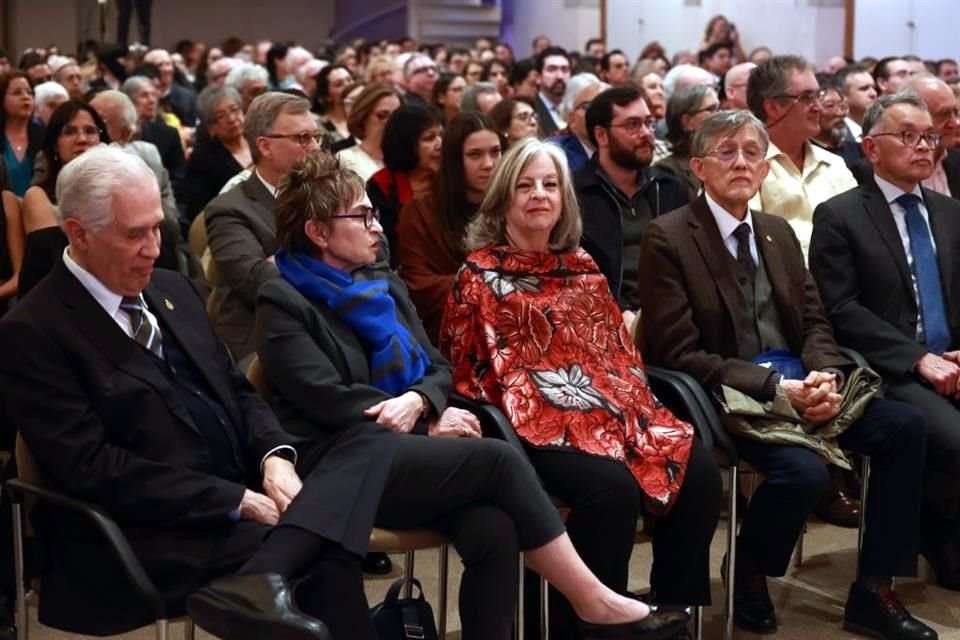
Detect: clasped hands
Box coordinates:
(241, 455, 302, 526)
(780, 370, 842, 424)
(363, 391, 481, 438)
(916, 351, 960, 398)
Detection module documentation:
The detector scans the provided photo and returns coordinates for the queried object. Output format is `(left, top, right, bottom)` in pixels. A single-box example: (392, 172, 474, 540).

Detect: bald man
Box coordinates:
(723, 62, 756, 110)
(910, 75, 960, 197)
(554, 80, 609, 172)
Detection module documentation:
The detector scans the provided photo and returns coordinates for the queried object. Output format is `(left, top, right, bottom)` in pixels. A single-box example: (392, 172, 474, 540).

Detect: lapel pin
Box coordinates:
(164, 298, 175, 311)
(765, 234, 773, 243)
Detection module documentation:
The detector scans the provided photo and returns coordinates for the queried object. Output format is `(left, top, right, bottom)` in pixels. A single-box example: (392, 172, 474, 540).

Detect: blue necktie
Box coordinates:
(897, 193, 951, 354)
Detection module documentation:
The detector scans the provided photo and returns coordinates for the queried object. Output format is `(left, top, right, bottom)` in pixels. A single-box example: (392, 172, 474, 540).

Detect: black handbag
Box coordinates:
(370, 577, 439, 640)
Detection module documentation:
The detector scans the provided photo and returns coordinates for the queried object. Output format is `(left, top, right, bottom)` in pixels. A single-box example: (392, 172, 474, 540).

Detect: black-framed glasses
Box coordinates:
(773, 89, 828, 105)
(332, 206, 381, 229)
(263, 131, 324, 146)
(870, 130, 941, 148)
(607, 117, 657, 134)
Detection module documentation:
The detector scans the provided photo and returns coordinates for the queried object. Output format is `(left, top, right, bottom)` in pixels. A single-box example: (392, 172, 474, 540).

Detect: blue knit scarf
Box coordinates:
(275, 250, 430, 395)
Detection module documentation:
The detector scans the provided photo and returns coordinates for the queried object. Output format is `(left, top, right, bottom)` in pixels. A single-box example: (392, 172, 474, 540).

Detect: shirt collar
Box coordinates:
(873, 173, 924, 205)
(845, 117, 863, 140)
(62, 246, 127, 318)
(539, 91, 559, 111)
(255, 168, 279, 198)
(765, 139, 841, 174)
(704, 191, 754, 242)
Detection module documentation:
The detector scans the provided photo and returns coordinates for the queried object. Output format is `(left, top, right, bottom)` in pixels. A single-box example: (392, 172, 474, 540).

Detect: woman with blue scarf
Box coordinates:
(253, 152, 689, 640)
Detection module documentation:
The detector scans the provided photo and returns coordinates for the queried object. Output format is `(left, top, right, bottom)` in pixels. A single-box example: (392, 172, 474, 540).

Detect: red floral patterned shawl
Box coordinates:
(440, 245, 693, 514)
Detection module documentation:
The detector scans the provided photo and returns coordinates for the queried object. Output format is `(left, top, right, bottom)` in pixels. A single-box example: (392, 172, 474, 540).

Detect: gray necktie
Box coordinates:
(120, 296, 163, 358)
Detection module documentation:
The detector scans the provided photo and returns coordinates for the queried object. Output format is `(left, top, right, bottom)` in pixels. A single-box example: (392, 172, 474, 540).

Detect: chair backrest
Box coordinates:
(14, 433, 53, 536)
(246, 355, 269, 399)
(187, 212, 207, 257)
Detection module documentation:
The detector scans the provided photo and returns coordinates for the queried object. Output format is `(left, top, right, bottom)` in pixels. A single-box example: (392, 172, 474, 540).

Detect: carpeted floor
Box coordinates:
(17, 517, 960, 639)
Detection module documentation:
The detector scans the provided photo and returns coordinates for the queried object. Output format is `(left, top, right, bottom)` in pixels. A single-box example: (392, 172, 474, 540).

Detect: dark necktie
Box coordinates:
(733, 222, 756, 280)
(120, 295, 163, 358)
(897, 193, 951, 354)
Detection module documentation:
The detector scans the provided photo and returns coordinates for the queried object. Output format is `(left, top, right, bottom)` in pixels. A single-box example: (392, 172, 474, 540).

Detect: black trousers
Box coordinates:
(735, 397, 926, 577)
(244, 436, 566, 640)
(116, 0, 152, 47)
(526, 437, 721, 640)
(885, 380, 960, 546)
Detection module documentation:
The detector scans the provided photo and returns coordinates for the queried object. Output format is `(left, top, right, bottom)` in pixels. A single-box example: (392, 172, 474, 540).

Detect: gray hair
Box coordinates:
(663, 64, 714, 101)
(197, 85, 242, 126)
(33, 81, 68, 106)
(464, 138, 581, 252)
(226, 62, 268, 92)
(665, 85, 717, 151)
(57, 144, 157, 232)
(862, 91, 929, 136)
(461, 82, 499, 113)
(746, 54, 811, 122)
(403, 53, 432, 79)
(560, 73, 601, 121)
(91, 90, 138, 136)
(691, 109, 770, 158)
(120, 75, 154, 101)
(244, 91, 312, 163)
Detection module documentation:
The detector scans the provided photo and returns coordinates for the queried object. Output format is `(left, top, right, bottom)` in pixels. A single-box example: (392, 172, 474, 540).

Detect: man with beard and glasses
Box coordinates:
(574, 87, 689, 328)
(811, 73, 863, 168)
(533, 46, 571, 136)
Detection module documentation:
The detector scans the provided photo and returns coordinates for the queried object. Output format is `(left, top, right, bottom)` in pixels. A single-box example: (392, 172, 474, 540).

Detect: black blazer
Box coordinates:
(0, 262, 299, 631)
(182, 135, 244, 220)
(141, 119, 186, 193)
(534, 94, 561, 137)
(254, 266, 452, 445)
(810, 176, 960, 379)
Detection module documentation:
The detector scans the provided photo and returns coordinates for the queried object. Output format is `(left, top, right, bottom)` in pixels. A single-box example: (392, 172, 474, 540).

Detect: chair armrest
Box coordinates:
(449, 394, 526, 453)
(646, 366, 739, 466)
(837, 346, 869, 369)
(4, 479, 167, 619)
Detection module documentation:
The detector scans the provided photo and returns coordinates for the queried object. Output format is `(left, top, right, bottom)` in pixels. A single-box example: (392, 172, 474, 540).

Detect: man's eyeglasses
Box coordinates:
(702, 144, 766, 165)
(607, 117, 657, 134)
(332, 206, 380, 229)
(870, 130, 941, 148)
(263, 131, 324, 147)
(409, 65, 437, 77)
(773, 89, 829, 105)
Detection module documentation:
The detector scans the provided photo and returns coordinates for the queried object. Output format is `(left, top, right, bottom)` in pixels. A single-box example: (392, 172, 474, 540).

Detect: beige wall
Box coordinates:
(8, 0, 335, 58)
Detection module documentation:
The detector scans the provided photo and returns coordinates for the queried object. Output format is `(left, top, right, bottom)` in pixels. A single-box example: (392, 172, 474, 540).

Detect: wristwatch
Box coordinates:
(414, 391, 431, 418)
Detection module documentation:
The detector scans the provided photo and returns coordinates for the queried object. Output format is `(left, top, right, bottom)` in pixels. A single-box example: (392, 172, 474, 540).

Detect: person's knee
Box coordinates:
(451, 505, 519, 564)
(768, 454, 830, 499)
(568, 463, 644, 521)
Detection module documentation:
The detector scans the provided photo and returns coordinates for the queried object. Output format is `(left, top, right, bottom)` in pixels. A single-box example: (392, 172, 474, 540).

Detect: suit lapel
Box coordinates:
(689, 197, 745, 344)
(862, 182, 914, 300)
(242, 173, 278, 233)
(54, 262, 199, 433)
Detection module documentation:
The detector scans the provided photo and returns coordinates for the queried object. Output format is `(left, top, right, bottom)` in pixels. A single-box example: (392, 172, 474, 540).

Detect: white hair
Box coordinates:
(90, 90, 138, 137)
(295, 59, 327, 85)
(663, 64, 715, 101)
(284, 46, 314, 74)
(57, 145, 157, 232)
(560, 73, 601, 121)
(206, 56, 241, 83)
(33, 81, 68, 106)
(226, 62, 269, 91)
(46, 55, 72, 75)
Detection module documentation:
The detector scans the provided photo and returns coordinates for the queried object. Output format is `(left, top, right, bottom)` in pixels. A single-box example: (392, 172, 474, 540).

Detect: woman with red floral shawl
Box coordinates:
(441, 138, 721, 638)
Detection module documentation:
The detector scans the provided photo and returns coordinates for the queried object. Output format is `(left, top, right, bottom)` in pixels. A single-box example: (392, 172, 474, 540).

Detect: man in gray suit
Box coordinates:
(205, 92, 322, 362)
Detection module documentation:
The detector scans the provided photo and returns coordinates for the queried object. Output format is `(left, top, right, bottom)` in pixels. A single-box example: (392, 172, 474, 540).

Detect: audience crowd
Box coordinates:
(1, 13, 960, 640)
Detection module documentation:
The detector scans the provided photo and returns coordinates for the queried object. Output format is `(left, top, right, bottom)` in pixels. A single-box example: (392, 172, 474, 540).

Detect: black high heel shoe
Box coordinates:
(578, 606, 691, 639)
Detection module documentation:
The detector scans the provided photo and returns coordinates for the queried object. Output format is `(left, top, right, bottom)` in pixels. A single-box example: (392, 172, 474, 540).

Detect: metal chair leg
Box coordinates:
(795, 522, 806, 569)
(403, 551, 414, 598)
(693, 605, 703, 640)
(539, 574, 548, 640)
(437, 545, 448, 638)
(183, 617, 195, 640)
(516, 553, 525, 640)
(154, 619, 169, 640)
(725, 465, 738, 640)
(857, 456, 871, 577)
(11, 501, 27, 640)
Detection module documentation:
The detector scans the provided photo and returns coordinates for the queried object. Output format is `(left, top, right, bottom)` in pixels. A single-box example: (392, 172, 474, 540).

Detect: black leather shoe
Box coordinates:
(578, 606, 691, 639)
(921, 541, 960, 591)
(721, 553, 777, 634)
(362, 551, 393, 575)
(0, 595, 15, 640)
(843, 581, 938, 640)
(187, 573, 332, 640)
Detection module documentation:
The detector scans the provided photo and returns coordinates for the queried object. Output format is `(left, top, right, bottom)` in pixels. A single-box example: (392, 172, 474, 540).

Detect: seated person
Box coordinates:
(637, 109, 934, 640)
(489, 97, 540, 149)
(335, 83, 402, 181)
(0, 161, 23, 315)
(366, 104, 443, 265)
(440, 138, 720, 639)
(205, 92, 321, 363)
(253, 151, 689, 640)
(811, 93, 960, 593)
(182, 86, 251, 222)
(654, 85, 720, 200)
(397, 111, 502, 343)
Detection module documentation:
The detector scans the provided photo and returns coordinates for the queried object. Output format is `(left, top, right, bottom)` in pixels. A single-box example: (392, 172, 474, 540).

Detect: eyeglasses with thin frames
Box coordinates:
(773, 89, 829, 106)
(607, 117, 657, 134)
(262, 131, 324, 147)
(701, 144, 766, 165)
(332, 206, 381, 229)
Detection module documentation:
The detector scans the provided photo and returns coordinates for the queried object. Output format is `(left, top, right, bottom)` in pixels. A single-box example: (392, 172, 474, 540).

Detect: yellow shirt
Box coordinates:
(749, 140, 857, 261)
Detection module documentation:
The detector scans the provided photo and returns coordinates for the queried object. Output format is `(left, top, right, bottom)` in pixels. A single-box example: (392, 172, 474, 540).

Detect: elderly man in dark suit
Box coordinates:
(638, 109, 935, 640)
(811, 92, 960, 594)
(205, 92, 322, 363)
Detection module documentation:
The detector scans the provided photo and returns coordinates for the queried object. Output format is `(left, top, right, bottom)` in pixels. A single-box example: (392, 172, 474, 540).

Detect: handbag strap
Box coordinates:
(384, 576, 425, 602)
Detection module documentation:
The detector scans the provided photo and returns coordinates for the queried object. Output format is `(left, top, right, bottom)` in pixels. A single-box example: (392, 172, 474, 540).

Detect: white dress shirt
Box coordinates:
(844, 117, 863, 142)
(705, 191, 758, 266)
(874, 174, 936, 342)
